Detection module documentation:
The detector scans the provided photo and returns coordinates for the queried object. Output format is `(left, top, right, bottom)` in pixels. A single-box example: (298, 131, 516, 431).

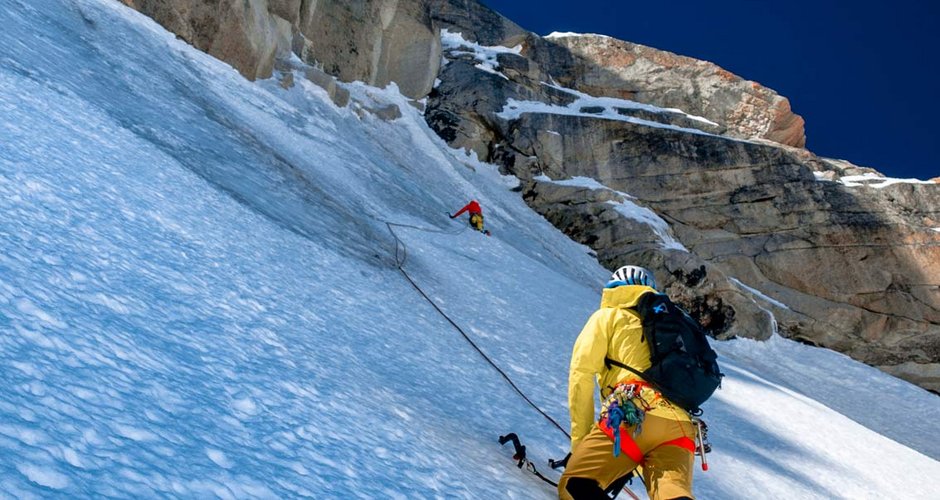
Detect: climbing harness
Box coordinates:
(600, 383, 650, 458)
(598, 383, 713, 478)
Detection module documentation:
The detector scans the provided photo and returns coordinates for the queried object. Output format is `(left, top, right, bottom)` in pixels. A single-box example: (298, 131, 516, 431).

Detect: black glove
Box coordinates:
(549, 452, 571, 469)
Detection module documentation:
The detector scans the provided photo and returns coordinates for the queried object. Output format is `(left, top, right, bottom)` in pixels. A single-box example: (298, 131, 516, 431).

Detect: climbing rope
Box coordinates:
(386, 219, 644, 499)
(384, 220, 467, 267)
(385, 221, 569, 438)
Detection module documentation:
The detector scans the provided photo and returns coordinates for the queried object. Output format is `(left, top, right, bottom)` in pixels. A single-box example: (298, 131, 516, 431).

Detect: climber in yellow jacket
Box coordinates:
(559, 265, 697, 500)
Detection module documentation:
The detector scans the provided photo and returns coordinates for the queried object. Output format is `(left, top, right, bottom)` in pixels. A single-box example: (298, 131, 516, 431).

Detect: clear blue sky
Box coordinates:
(481, 0, 939, 180)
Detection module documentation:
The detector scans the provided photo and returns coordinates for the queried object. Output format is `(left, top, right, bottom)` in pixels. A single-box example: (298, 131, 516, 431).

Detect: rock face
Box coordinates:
(121, 0, 441, 98)
(510, 113, 940, 366)
(426, 2, 940, 392)
(428, 0, 529, 46)
(121, 0, 290, 80)
(295, 0, 441, 98)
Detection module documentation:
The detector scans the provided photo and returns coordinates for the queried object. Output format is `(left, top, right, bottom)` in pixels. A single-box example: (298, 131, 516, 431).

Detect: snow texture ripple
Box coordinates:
(0, 0, 938, 498)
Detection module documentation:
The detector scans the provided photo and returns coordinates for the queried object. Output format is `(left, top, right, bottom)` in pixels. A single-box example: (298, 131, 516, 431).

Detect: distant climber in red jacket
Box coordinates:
(449, 200, 491, 236)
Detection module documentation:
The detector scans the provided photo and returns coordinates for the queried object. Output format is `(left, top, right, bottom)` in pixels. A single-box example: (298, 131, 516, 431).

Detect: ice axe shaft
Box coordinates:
(498, 433, 527, 466)
(694, 418, 709, 471)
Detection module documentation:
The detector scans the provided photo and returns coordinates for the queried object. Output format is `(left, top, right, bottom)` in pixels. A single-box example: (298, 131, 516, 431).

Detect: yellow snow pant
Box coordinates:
(469, 213, 484, 231)
(558, 415, 696, 500)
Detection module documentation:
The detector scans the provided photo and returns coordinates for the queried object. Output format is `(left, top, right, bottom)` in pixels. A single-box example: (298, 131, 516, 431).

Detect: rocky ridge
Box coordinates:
(119, 0, 940, 393)
(542, 33, 806, 148)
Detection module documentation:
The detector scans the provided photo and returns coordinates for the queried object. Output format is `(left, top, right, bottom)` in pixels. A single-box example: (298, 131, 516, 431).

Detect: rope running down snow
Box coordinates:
(386, 221, 643, 500)
(385, 221, 569, 438)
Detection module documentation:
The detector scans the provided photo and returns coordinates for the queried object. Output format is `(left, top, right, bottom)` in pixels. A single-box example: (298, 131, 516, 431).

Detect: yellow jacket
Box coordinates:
(568, 284, 691, 449)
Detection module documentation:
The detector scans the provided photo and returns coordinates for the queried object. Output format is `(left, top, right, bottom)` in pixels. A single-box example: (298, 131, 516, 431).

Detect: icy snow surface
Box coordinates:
(545, 32, 613, 41)
(1, 0, 939, 498)
(729, 279, 791, 311)
(497, 94, 720, 136)
(440, 29, 521, 80)
(815, 171, 934, 187)
(546, 83, 720, 128)
(535, 175, 613, 192)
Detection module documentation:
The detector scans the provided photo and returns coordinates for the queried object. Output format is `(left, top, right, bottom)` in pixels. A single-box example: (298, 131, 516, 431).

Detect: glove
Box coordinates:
(549, 452, 571, 470)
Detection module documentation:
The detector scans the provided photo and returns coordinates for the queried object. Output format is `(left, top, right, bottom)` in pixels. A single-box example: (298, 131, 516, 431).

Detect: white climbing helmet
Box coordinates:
(611, 265, 656, 289)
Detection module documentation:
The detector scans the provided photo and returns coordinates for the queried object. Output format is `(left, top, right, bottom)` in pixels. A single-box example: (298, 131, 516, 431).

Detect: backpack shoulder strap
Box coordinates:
(633, 291, 671, 362)
(604, 290, 664, 380)
(603, 356, 644, 377)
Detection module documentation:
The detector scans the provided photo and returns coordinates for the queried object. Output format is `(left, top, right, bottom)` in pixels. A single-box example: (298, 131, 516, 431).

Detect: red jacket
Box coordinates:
(453, 200, 482, 217)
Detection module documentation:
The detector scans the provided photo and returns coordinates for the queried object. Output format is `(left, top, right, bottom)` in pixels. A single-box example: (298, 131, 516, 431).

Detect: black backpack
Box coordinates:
(605, 292, 723, 414)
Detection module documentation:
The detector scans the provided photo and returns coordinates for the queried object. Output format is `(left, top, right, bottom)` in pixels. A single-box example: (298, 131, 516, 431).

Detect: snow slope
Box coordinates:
(1, 0, 938, 498)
